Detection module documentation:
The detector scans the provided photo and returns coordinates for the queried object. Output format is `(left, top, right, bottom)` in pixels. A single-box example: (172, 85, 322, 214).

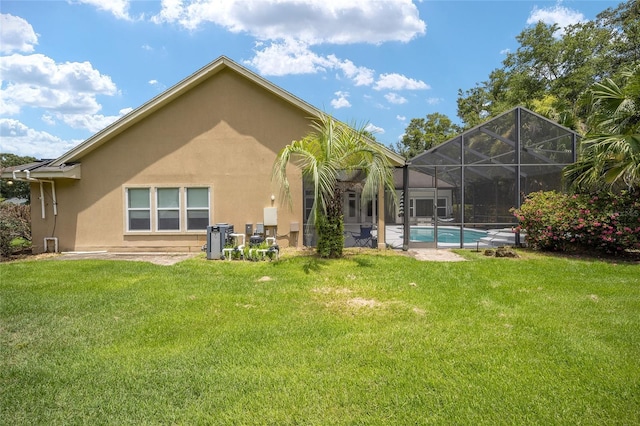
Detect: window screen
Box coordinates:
(157, 188, 180, 230)
(127, 188, 150, 231)
(186, 187, 209, 230)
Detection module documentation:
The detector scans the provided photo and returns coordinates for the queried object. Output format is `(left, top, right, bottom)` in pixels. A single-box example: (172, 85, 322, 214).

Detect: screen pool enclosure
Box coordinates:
(394, 107, 579, 249)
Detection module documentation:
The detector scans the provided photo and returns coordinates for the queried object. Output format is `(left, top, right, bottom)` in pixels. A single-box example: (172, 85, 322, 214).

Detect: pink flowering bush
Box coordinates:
(512, 190, 640, 254)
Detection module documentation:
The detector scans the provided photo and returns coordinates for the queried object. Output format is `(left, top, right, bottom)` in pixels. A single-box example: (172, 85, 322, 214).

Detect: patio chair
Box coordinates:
(349, 225, 374, 247)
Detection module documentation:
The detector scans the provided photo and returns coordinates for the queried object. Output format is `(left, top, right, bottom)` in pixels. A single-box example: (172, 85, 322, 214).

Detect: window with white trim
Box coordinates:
(437, 198, 447, 218)
(125, 186, 210, 233)
(127, 188, 151, 231)
(409, 197, 448, 219)
(157, 188, 180, 231)
(186, 187, 209, 230)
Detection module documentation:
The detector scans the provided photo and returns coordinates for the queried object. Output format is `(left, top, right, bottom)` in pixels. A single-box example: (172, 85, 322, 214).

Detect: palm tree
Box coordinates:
(272, 113, 396, 258)
(564, 66, 640, 191)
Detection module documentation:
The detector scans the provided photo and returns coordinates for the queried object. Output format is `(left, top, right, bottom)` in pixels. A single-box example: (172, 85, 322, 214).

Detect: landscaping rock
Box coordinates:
(484, 247, 519, 258)
(495, 247, 519, 258)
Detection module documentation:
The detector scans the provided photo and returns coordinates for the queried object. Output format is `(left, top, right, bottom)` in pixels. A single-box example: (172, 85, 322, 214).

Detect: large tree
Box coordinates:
(564, 66, 640, 191)
(456, 0, 639, 130)
(395, 113, 461, 159)
(272, 114, 396, 258)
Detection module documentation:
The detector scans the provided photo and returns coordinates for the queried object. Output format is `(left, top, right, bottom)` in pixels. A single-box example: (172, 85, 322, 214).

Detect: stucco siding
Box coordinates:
(32, 67, 307, 253)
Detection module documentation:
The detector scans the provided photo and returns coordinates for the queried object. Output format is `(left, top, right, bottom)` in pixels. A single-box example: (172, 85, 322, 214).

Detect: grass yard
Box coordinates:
(1, 250, 639, 425)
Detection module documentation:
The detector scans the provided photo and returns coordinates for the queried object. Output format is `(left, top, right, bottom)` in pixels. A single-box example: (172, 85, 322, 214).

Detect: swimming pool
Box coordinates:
(410, 226, 488, 245)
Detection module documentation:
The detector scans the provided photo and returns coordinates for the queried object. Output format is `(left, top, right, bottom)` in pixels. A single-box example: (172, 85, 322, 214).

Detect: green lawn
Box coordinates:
(1, 250, 639, 425)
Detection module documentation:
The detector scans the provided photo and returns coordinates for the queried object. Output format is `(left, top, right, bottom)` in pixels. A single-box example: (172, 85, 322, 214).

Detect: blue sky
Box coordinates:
(1, 0, 620, 159)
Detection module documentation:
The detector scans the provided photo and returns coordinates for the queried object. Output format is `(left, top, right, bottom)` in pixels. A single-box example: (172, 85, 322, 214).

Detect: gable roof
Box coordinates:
(51, 55, 405, 167)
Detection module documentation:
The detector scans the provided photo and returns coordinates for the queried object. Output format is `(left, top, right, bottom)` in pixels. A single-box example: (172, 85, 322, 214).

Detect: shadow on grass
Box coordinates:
(351, 256, 374, 268)
(302, 257, 328, 274)
(458, 247, 640, 264)
(534, 248, 640, 264)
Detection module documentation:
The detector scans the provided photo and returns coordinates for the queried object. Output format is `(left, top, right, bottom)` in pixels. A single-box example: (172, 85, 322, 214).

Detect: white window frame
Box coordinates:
(156, 187, 181, 232)
(437, 198, 448, 218)
(126, 187, 152, 232)
(185, 187, 210, 231)
(409, 196, 448, 219)
(124, 185, 211, 234)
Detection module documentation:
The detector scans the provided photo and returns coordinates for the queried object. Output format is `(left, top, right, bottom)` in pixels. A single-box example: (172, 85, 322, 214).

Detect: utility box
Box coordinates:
(264, 207, 277, 226)
(207, 223, 233, 260)
(245, 223, 253, 235)
(217, 223, 233, 246)
(206, 225, 222, 260)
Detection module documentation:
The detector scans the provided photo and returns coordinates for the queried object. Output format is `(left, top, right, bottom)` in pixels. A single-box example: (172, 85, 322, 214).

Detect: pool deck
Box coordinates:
(345, 224, 518, 249)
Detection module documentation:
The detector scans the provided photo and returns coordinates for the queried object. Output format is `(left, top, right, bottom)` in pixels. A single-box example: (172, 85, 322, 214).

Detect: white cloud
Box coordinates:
(41, 114, 56, 126)
(385, 92, 407, 105)
(365, 123, 384, 135)
(151, 0, 185, 25)
(0, 118, 80, 158)
(76, 0, 133, 21)
(527, 4, 586, 35)
(152, 0, 425, 44)
(247, 40, 377, 88)
(246, 39, 331, 76)
(225, 3, 425, 93)
(0, 14, 38, 54)
(57, 107, 133, 133)
(0, 53, 117, 117)
(248, 40, 425, 97)
(500, 48, 510, 55)
(142, 44, 153, 51)
(148, 79, 166, 92)
(396, 115, 406, 122)
(426, 97, 442, 105)
(375, 73, 429, 91)
(330, 91, 351, 109)
(327, 55, 374, 86)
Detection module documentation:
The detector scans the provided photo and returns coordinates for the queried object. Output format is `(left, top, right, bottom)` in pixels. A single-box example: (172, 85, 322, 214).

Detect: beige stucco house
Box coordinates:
(4, 56, 404, 254)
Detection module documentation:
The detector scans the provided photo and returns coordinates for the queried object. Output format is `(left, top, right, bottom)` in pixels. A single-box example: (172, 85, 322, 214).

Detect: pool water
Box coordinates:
(410, 226, 487, 244)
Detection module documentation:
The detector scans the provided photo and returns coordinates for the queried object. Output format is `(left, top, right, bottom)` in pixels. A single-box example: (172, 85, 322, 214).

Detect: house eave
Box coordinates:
(2, 163, 81, 180)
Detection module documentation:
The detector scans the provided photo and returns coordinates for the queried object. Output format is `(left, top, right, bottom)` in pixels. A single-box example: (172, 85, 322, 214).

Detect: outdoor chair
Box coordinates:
(349, 225, 374, 247)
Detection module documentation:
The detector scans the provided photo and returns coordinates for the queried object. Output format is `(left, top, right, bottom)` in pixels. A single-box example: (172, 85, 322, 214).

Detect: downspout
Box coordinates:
(12, 169, 58, 218)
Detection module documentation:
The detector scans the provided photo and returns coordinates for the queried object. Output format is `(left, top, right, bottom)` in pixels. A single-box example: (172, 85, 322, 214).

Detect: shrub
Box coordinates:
(0, 203, 31, 259)
(512, 190, 640, 254)
(315, 213, 344, 258)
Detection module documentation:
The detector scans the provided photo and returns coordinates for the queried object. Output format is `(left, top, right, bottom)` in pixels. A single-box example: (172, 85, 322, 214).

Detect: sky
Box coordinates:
(0, 0, 621, 159)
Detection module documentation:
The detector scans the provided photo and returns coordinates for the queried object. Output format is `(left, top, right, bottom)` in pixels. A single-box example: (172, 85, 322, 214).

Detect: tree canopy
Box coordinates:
(0, 154, 37, 201)
(394, 113, 461, 159)
(564, 65, 640, 191)
(456, 0, 639, 131)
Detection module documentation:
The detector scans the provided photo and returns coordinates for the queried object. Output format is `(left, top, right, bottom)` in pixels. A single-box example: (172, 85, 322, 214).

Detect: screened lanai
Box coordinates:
(387, 106, 579, 249)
